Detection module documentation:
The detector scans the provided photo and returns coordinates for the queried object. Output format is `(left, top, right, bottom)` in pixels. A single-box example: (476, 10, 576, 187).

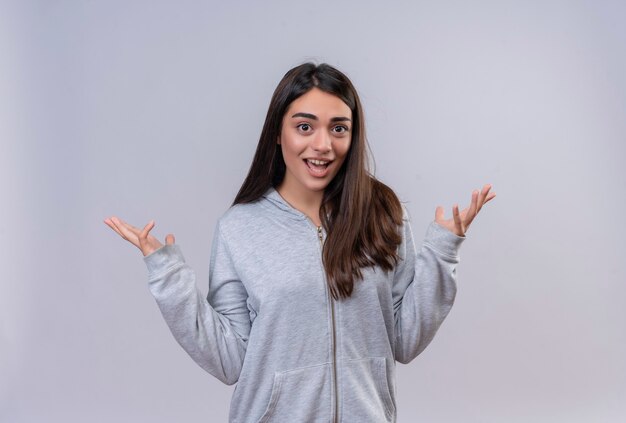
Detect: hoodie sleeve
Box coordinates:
(392, 209, 465, 364)
(143, 223, 249, 385)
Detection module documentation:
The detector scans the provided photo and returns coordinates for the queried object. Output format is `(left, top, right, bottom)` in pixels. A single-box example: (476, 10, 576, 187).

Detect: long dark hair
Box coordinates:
(234, 63, 403, 299)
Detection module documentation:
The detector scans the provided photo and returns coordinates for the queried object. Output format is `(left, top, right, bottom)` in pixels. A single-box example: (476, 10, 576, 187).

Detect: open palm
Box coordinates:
(103, 216, 175, 257)
(435, 184, 496, 237)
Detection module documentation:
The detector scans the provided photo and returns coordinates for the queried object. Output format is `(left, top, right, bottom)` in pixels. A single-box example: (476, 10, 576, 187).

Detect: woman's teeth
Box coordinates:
(307, 159, 329, 167)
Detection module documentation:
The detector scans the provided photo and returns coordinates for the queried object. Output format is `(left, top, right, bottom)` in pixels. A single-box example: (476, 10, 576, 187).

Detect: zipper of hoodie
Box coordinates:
(318, 225, 338, 423)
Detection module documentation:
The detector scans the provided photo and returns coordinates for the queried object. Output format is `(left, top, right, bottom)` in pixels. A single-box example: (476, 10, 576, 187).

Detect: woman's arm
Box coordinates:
(391, 185, 495, 363)
(392, 217, 463, 364)
(104, 217, 250, 385)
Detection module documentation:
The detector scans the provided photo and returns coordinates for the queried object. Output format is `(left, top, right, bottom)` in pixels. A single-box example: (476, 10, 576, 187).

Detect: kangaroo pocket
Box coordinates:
(256, 362, 332, 423)
(341, 356, 396, 422)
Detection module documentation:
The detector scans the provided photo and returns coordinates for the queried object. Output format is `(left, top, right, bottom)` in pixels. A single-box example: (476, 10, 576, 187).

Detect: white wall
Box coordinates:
(2, 0, 625, 421)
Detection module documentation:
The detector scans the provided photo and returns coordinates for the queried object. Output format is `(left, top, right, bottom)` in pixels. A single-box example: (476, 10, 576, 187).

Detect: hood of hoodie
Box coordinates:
(260, 187, 309, 221)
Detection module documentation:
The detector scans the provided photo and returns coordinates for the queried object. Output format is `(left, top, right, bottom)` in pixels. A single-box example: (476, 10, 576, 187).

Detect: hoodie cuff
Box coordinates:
(423, 221, 465, 258)
(143, 244, 186, 280)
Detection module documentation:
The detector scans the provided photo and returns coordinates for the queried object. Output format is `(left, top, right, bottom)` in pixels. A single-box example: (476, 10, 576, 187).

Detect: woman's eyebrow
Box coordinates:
(291, 112, 318, 120)
(291, 112, 352, 122)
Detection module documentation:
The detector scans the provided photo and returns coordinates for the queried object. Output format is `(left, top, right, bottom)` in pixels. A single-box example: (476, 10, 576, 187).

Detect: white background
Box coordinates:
(2, 0, 625, 421)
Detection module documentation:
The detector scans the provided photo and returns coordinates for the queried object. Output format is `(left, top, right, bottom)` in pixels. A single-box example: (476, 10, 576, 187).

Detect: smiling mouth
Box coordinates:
(304, 158, 332, 176)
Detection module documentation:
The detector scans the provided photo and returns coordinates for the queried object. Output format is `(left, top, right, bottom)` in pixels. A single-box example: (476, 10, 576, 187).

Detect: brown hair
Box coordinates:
(234, 63, 403, 299)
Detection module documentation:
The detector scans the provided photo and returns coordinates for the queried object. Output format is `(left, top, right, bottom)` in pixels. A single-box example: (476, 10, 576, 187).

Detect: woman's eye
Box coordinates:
(333, 125, 349, 134)
(298, 123, 311, 132)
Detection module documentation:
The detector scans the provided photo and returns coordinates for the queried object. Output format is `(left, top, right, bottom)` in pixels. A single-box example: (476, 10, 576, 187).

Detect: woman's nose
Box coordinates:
(311, 131, 332, 153)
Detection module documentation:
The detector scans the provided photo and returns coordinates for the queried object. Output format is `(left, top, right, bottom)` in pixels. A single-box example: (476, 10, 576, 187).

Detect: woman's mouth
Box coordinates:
(304, 158, 332, 177)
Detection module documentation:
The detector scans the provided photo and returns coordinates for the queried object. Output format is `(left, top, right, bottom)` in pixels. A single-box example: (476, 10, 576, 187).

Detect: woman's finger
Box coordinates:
(453, 204, 464, 236)
(139, 220, 155, 241)
(138, 220, 160, 256)
(434, 206, 445, 222)
(110, 217, 136, 241)
(165, 233, 175, 245)
(104, 218, 124, 238)
(475, 190, 496, 217)
(484, 192, 496, 204)
(115, 217, 143, 236)
(464, 190, 479, 226)
(108, 216, 141, 247)
(477, 184, 492, 212)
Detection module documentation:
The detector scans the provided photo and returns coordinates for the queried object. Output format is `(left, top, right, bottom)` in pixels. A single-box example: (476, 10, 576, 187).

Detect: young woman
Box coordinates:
(105, 63, 495, 422)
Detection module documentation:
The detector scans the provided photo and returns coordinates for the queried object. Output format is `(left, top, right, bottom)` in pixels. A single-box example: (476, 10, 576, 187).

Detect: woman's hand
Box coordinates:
(435, 184, 496, 237)
(104, 216, 175, 257)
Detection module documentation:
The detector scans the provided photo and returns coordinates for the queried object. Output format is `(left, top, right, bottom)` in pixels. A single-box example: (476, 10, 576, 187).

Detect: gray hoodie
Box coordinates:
(143, 187, 464, 422)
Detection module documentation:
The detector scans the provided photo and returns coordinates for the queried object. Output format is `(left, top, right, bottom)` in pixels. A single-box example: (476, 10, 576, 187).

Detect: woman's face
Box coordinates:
(278, 88, 352, 198)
